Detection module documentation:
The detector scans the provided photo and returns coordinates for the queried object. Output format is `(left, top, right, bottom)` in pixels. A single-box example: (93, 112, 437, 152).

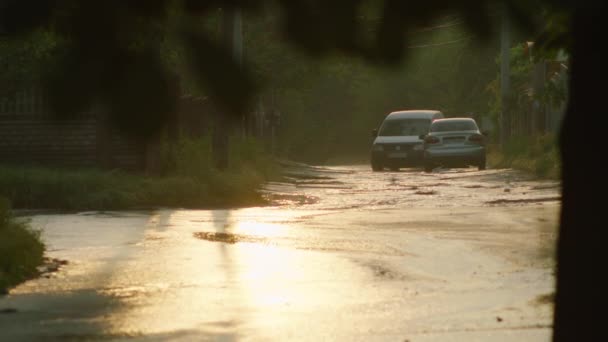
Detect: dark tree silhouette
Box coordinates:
(1, 1, 604, 340)
(552, 4, 605, 341)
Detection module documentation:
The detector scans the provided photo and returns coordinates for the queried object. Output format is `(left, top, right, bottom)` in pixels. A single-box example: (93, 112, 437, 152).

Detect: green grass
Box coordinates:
(0, 197, 45, 292)
(487, 134, 561, 179)
(0, 137, 277, 291)
(0, 136, 279, 210)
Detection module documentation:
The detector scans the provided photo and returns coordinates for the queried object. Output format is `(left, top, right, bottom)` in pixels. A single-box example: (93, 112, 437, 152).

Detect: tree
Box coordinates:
(0, 30, 59, 97)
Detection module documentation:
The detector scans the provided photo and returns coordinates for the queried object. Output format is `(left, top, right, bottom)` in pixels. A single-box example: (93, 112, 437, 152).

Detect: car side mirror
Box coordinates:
(371, 129, 378, 137)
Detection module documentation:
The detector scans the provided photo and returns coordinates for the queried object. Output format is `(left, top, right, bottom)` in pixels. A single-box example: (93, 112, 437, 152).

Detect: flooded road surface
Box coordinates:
(1, 165, 559, 341)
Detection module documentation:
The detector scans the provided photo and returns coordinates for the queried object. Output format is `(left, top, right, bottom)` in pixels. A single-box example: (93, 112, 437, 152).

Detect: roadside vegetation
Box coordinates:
(0, 197, 45, 293)
(487, 134, 560, 179)
(483, 39, 566, 180)
(1, 10, 566, 176)
(0, 136, 278, 211)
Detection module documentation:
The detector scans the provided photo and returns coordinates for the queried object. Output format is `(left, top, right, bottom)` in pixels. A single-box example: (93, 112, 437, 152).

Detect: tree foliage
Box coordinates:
(0, 0, 545, 139)
(0, 30, 59, 96)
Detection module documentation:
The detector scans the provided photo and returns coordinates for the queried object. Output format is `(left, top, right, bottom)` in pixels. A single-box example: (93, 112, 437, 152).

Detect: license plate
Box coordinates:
(389, 152, 408, 158)
(444, 137, 465, 144)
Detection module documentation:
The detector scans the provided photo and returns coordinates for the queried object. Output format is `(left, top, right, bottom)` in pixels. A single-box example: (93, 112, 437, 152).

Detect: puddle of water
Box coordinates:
(485, 197, 561, 205)
(194, 231, 265, 244)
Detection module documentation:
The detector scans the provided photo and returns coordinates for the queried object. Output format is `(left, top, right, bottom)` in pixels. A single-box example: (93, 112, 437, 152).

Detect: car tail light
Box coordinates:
(468, 134, 484, 144)
(424, 136, 440, 144)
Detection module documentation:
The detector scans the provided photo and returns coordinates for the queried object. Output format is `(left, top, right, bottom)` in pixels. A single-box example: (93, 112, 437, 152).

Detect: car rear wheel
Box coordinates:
(477, 158, 486, 171)
(371, 163, 383, 172)
(424, 163, 434, 173)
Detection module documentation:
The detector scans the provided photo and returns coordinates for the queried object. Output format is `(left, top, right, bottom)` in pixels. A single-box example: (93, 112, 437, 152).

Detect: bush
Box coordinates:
(0, 136, 278, 210)
(0, 197, 45, 292)
(160, 135, 278, 207)
(488, 134, 560, 179)
(0, 166, 141, 210)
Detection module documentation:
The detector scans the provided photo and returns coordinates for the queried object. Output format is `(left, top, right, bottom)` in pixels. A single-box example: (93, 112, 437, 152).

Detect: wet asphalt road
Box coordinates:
(0, 164, 560, 341)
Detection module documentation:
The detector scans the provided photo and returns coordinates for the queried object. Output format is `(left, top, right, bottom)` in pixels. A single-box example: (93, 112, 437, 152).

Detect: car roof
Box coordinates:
(386, 110, 443, 120)
(431, 117, 476, 124)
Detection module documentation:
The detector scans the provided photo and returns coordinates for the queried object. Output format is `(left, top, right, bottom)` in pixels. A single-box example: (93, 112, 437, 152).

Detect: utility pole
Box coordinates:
(231, 8, 246, 138)
(500, 6, 511, 147)
(213, 7, 243, 170)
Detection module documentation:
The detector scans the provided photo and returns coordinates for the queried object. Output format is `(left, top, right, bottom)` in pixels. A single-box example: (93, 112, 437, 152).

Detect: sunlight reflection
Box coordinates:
(235, 244, 301, 307)
(102, 207, 324, 336)
(231, 220, 285, 237)
(223, 209, 312, 310)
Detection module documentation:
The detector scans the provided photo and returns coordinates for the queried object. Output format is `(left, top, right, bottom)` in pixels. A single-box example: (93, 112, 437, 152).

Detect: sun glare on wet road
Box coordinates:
(4, 166, 558, 341)
(98, 208, 361, 338)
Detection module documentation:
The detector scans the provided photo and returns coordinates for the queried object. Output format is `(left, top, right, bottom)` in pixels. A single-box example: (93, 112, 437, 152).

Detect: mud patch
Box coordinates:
(322, 204, 365, 210)
(362, 262, 400, 280)
(295, 180, 345, 186)
(462, 184, 502, 189)
(532, 292, 555, 306)
(530, 184, 560, 190)
(262, 193, 319, 206)
(144, 235, 165, 241)
(194, 231, 265, 244)
(386, 181, 419, 190)
(205, 320, 240, 328)
(295, 184, 350, 190)
(397, 182, 448, 188)
(76, 211, 149, 218)
(370, 199, 399, 206)
(283, 173, 334, 181)
(439, 169, 530, 181)
(421, 182, 450, 187)
(485, 197, 561, 205)
(194, 232, 407, 256)
(387, 186, 419, 192)
(415, 190, 437, 195)
(299, 241, 407, 257)
(100, 284, 169, 299)
(36, 257, 69, 278)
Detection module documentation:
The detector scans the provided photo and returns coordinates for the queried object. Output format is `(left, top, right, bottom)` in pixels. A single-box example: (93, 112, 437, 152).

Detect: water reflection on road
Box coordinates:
(0, 165, 560, 341)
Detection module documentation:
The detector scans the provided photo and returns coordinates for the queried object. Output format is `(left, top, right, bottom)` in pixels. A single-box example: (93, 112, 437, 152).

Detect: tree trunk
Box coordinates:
(553, 4, 607, 341)
(212, 111, 229, 170)
(211, 7, 241, 170)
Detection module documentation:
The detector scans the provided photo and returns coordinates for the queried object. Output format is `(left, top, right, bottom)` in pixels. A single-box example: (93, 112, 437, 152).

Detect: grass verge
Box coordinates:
(0, 136, 279, 210)
(0, 136, 276, 291)
(487, 134, 561, 179)
(0, 197, 45, 293)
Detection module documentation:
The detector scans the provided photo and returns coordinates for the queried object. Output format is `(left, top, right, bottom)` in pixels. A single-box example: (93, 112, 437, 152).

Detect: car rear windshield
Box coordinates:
(379, 119, 431, 136)
(430, 120, 478, 132)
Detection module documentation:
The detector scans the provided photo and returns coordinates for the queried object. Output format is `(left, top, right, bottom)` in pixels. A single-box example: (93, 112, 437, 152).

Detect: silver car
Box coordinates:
(421, 118, 487, 172)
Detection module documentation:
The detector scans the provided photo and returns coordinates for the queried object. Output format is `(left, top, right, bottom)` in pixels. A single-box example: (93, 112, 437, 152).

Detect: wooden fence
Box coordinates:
(0, 88, 145, 170)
